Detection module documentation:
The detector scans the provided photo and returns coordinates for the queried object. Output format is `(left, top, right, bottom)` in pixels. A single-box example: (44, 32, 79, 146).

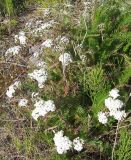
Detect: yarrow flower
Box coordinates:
(32, 20, 56, 37)
(18, 98, 28, 107)
(98, 88, 126, 124)
(109, 110, 126, 121)
(41, 39, 53, 48)
(32, 99, 56, 120)
(15, 31, 27, 45)
(28, 68, 48, 88)
(98, 112, 108, 124)
(36, 61, 47, 68)
(105, 97, 124, 111)
(53, 130, 72, 154)
(55, 36, 69, 51)
(109, 88, 120, 99)
(73, 137, 84, 152)
(5, 46, 21, 56)
(59, 53, 72, 67)
(6, 81, 21, 98)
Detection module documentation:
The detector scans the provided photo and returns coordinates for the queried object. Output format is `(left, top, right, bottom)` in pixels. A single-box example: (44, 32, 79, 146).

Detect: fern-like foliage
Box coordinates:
(115, 128, 131, 160)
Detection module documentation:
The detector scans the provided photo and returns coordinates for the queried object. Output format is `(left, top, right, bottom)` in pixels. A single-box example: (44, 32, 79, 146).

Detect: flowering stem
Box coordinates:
(111, 121, 119, 160)
(62, 64, 66, 83)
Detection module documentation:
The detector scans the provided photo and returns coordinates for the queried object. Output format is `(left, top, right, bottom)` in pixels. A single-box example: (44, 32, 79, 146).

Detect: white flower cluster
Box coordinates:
(32, 99, 56, 120)
(98, 112, 108, 124)
(6, 81, 21, 98)
(73, 137, 84, 152)
(53, 130, 72, 154)
(59, 53, 72, 67)
(15, 31, 27, 45)
(18, 98, 28, 107)
(53, 131, 84, 154)
(55, 36, 69, 51)
(35, 61, 47, 68)
(109, 88, 120, 99)
(28, 68, 48, 88)
(31, 20, 56, 37)
(5, 46, 21, 56)
(41, 39, 53, 49)
(98, 88, 126, 124)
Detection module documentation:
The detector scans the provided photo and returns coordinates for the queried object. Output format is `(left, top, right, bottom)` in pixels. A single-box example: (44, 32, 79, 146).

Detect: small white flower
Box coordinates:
(44, 100, 56, 112)
(19, 35, 27, 45)
(6, 86, 15, 98)
(36, 61, 47, 68)
(59, 53, 72, 66)
(73, 137, 84, 152)
(98, 112, 108, 124)
(32, 20, 55, 37)
(109, 88, 120, 99)
(32, 105, 46, 120)
(28, 68, 48, 88)
(6, 81, 21, 98)
(53, 130, 72, 154)
(18, 98, 28, 107)
(110, 110, 126, 121)
(105, 97, 123, 111)
(41, 39, 53, 48)
(5, 46, 21, 56)
(32, 99, 56, 120)
(15, 31, 27, 45)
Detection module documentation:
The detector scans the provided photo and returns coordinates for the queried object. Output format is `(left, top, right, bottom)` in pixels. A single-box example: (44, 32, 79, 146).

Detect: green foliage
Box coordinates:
(1, 0, 131, 159)
(21, 80, 39, 93)
(118, 66, 131, 86)
(92, 88, 109, 117)
(5, 0, 14, 17)
(80, 65, 107, 100)
(0, 24, 7, 36)
(0, 0, 14, 17)
(0, 0, 27, 17)
(115, 128, 131, 160)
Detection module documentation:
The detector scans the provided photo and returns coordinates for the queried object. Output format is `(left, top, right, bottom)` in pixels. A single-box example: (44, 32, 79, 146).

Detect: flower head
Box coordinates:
(6, 81, 21, 98)
(15, 31, 27, 45)
(73, 137, 84, 152)
(41, 39, 53, 48)
(18, 98, 28, 107)
(59, 53, 72, 66)
(109, 110, 126, 121)
(5, 46, 21, 56)
(32, 99, 56, 120)
(28, 68, 48, 88)
(105, 97, 123, 111)
(53, 130, 72, 154)
(109, 88, 120, 99)
(98, 112, 108, 124)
